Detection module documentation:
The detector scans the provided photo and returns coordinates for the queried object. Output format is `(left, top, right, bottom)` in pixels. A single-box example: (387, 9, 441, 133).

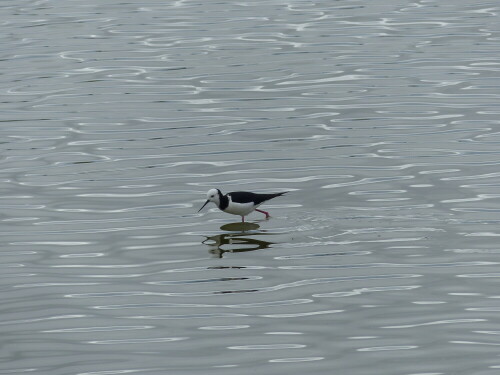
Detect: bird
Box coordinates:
(198, 188, 287, 223)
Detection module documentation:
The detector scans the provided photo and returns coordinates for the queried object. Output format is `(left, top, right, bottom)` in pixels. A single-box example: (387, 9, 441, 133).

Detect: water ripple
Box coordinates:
(382, 319, 487, 329)
(3, 0, 500, 373)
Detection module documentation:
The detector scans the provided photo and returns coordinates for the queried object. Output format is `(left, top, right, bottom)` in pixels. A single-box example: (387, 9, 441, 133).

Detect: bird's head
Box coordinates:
(198, 188, 222, 212)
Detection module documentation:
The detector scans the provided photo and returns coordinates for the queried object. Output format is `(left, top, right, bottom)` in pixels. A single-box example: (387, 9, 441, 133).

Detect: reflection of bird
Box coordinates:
(202, 232, 274, 258)
(198, 188, 287, 222)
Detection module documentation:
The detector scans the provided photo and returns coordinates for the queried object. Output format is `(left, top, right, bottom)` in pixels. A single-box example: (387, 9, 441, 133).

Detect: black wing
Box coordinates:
(228, 191, 287, 205)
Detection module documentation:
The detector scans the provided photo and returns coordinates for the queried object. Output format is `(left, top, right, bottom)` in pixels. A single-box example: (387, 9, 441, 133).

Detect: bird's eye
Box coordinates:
(210, 195, 214, 198)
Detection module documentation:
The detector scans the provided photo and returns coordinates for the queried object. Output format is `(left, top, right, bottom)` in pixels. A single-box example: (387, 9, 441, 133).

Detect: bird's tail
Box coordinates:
(255, 191, 288, 205)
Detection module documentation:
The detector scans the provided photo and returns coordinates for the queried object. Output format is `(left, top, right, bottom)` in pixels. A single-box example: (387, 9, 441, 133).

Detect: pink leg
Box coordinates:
(256, 209, 270, 219)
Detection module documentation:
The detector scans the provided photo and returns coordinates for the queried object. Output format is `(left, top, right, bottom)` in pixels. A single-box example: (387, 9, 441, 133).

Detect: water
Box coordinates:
(2, 0, 500, 374)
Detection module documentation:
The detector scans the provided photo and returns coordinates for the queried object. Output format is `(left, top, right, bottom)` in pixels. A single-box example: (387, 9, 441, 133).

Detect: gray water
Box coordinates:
(2, 0, 500, 374)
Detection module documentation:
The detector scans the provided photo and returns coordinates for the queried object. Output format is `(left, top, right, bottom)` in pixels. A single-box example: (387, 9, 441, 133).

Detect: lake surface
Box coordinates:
(2, 0, 500, 374)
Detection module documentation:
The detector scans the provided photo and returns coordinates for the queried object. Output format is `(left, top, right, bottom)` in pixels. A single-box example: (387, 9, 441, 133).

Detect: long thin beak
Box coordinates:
(198, 200, 210, 213)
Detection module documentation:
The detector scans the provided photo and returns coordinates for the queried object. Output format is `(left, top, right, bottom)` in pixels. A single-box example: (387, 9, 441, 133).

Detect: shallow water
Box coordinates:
(2, 0, 500, 374)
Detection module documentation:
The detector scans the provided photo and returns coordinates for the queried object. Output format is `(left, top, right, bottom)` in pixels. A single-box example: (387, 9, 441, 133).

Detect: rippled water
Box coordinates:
(2, 0, 500, 374)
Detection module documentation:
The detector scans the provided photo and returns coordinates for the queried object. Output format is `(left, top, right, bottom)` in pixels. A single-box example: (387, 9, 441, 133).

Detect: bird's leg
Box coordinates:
(255, 209, 270, 219)
(241, 216, 245, 223)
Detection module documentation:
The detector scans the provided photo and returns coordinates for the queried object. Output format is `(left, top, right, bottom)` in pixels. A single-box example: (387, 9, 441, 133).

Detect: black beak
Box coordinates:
(198, 200, 210, 213)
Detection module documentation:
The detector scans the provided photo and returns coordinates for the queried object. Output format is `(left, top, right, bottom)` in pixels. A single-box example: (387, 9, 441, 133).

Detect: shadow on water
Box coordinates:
(220, 222, 260, 232)
(202, 222, 277, 258)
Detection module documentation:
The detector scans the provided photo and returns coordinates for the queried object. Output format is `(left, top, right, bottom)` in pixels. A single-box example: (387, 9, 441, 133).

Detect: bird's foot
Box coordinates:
(255, 209, 270, 219)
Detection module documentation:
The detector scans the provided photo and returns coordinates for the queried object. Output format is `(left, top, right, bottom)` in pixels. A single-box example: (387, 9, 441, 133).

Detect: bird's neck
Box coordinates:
(218, 192, 229, 210)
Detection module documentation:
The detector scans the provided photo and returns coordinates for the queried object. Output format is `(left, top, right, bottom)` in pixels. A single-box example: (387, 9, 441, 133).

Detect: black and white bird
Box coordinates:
(198, 188, 287, 222)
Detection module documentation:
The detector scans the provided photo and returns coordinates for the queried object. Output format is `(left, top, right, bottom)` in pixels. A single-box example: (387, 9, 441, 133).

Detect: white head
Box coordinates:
(198, 188, 221, 212)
